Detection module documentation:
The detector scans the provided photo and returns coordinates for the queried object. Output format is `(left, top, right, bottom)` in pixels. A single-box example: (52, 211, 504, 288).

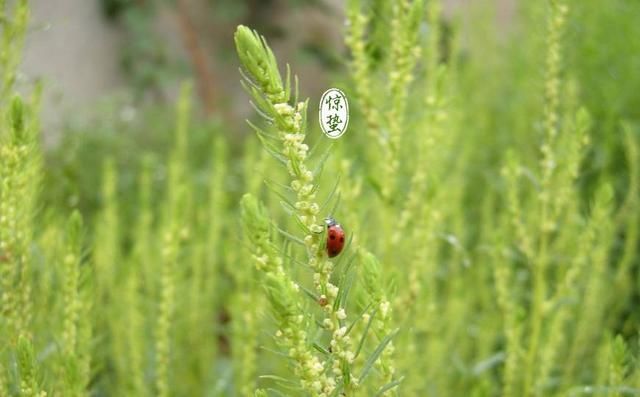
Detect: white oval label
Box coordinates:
(319, 88, 349, 139)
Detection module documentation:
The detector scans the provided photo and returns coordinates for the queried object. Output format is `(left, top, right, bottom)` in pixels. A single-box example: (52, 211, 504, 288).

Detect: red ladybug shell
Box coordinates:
(325, 218, 345, 258)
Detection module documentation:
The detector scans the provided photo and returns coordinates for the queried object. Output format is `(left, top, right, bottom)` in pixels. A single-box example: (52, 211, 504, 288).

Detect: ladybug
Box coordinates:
(325, 217, 345, 258)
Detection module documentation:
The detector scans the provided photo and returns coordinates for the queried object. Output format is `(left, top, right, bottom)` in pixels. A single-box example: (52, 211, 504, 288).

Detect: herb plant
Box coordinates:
(1, 0, 639, 396)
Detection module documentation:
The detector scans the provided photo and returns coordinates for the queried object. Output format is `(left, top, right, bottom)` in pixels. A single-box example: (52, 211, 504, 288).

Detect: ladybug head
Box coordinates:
(324, 217, 338, 227)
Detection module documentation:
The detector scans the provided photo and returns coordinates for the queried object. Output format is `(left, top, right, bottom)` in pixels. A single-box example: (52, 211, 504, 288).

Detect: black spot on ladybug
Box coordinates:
(326, 218, 345, 258)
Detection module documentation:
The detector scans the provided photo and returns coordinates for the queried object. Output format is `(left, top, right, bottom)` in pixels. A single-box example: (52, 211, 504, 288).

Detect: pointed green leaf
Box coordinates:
(360, 329, 400, 382)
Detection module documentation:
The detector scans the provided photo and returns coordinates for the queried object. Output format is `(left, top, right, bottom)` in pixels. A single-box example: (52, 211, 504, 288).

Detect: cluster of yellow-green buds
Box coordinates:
(360, 250, 397, 394)
(234, 26, 286, 105)
(241, 195, 335, 396)
(541, 0, 569, 178)
(17, 336, 47, 397)
(236, 25, 360, 394)
(235, 25, 342, 301)
(0, 96, 34, 341)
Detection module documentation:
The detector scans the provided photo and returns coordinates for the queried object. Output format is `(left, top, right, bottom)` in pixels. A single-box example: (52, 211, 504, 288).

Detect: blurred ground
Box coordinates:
(20, 0, 513, 143)
(22, 0, 124, 143)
